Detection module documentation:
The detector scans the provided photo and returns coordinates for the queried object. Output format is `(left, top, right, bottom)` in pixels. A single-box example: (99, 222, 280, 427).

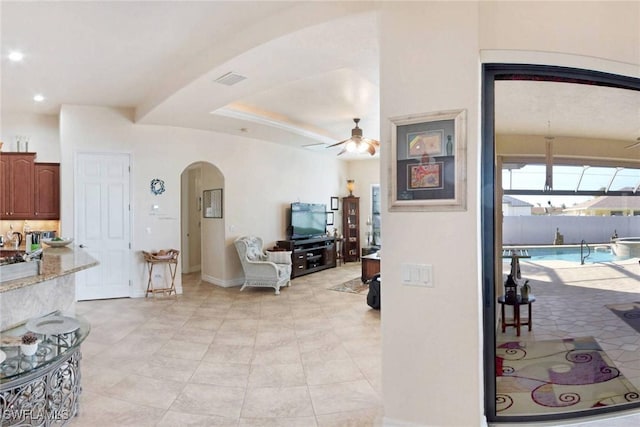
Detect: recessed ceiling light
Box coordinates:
(8, 51, 24, 62)
(33, 94, 45, 102)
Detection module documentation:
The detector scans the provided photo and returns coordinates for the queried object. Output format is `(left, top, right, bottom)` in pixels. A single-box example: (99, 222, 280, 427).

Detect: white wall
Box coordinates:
(379, 3, 481, 425)
(380, 1, 638, 426)
(0, 112, 60, 162)
(200, 164, 226, 284)
(59, 105, 348, 295)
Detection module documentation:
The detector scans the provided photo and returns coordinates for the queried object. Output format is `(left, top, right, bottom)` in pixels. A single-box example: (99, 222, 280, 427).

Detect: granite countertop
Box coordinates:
(0, 246, 99, 293)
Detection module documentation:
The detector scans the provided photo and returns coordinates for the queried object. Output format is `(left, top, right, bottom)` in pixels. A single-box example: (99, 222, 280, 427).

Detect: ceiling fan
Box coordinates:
(327, 118, 380, 156)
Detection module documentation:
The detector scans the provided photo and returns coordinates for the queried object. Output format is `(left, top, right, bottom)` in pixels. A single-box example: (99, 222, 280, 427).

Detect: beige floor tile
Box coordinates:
(304, 358, 365, 385)
(252, 342, 301, 365)
(170, 383, 245, 418)
(203, 343, 254, 364)
(156, 338, 210, 361)
(156, 411, 239, 427)
(308, 379, 381, 415)
(315, 407, 385, 427)
(71, 391, 164, 426)
(241, 385, 314, 418)
(191, 361, 251, 387)
(116, 355, 200, 382)
(239, 416, 318, 427)
(102, 373, 186, 410)
(70, 264, 380, 425)
(300, 341, 351, 364)
(248, 363, 306, 388)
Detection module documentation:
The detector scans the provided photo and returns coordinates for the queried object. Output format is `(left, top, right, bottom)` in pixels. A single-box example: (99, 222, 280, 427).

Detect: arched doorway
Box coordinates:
(180, 162, 225, 280)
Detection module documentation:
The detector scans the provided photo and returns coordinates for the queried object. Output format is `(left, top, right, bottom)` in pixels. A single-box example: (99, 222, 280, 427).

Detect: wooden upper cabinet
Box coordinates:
(0, 153, 35, 219)
(34, 163, 60, 219)
(0, 154, 8, 216)
(0, 153, 60, 220)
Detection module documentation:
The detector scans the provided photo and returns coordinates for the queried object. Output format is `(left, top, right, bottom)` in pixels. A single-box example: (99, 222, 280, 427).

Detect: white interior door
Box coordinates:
(75, 153, 131, 300)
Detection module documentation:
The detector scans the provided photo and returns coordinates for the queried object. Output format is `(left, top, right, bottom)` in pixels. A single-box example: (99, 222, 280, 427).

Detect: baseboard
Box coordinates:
(183, 264, 201, 274)
(382, 416, 488, 427)
(382, 417, 425, 426)
(201, 273, 242, 288)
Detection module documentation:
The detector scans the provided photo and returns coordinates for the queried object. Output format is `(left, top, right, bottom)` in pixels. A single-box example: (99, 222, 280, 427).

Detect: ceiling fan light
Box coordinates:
(345, 140, 357, 152)
(357, 141, 368, 153)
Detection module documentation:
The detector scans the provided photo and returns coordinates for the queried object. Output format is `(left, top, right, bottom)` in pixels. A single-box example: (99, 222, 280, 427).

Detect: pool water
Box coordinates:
(514, 247, 621, 263)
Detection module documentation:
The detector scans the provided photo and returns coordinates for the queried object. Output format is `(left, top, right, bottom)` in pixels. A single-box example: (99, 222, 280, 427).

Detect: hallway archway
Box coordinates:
(180, 162, 225, 282)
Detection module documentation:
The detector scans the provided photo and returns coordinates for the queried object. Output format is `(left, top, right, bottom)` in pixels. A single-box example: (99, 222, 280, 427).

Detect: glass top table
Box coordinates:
(0, 313, 90, 384)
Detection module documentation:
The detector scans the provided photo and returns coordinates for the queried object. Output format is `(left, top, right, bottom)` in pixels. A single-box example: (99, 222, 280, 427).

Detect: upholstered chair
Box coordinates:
(234, 236, 292, 295)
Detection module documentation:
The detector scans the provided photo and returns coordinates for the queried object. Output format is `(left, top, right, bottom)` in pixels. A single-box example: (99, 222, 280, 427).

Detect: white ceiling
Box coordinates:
(2, 2, 638, 159)
(495, 81, 640, 143)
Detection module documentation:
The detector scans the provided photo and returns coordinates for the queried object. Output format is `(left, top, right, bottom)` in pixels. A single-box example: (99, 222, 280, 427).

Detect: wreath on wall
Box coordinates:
(150, 178, 165, 195)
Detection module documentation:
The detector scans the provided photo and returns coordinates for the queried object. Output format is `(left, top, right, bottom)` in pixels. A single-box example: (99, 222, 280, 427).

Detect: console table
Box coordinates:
(277, 237, 336, 278)
(1, 314, 90, 426)
(361, 253, 380, 282)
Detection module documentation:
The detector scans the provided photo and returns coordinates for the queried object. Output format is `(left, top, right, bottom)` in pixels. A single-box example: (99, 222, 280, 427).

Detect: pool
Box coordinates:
(504, 245, 625, 263)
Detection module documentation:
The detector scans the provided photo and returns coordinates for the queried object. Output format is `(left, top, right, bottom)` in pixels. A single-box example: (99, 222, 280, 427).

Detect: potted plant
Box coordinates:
(20, 332, 38, 356)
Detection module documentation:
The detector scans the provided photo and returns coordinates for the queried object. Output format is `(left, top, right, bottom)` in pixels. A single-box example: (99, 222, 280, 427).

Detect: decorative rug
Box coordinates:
(606, 302, 640, 334)
(328, 277, 368, 294)
(496, 337, 639, 416)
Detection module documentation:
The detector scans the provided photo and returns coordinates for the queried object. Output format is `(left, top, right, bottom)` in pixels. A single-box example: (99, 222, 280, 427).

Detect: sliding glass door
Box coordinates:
(482, 64, 640, 423)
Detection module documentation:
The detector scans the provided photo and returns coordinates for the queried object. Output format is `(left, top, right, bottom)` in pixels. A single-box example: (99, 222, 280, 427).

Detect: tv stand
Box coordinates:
(277, 237, 336, 278)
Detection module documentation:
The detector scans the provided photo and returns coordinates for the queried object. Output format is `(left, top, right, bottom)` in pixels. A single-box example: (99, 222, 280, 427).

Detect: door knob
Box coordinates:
(79, 244, 86, 248)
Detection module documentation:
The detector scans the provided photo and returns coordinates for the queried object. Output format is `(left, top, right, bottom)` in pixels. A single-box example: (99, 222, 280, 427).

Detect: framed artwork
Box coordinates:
(407, 129, 444, 157)
(326, 211, 334, 226)
(330, 197, 339, 211)
(389, 109, 467, 211)
(203, 188, 223, 218)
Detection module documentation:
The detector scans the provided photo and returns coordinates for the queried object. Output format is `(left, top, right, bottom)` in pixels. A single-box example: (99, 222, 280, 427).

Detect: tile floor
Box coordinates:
(71, 262, 383, 427)
(497, 258, 640, 419)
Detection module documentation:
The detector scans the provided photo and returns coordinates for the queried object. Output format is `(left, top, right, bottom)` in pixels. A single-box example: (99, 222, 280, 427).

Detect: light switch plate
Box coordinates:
(401, 263, 433, 287)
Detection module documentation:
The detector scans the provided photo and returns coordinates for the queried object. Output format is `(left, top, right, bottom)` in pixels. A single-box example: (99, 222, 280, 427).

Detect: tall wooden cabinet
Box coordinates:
(342, 196, 360, 262)
(1, 153, 36, 219)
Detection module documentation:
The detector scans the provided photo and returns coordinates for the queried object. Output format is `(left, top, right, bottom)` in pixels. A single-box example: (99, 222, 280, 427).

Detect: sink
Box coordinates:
(0, 260, 41, 283)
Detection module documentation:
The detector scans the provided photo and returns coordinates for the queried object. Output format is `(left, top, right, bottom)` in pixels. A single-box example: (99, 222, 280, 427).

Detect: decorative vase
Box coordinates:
(521, 280, 531, 300)
(20, 342, 38, 356)
(446, 135, 453, 156)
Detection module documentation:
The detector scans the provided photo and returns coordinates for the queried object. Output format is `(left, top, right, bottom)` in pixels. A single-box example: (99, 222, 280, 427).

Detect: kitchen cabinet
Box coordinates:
(34, 163, 60, 219)
(0, 153, 35, 219)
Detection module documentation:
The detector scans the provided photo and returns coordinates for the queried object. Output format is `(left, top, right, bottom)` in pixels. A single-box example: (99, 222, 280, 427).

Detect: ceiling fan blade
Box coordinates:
(626, 140, 640, 149)
(363, 138, 380, 147)
(326, 138, 350, 148)
(337, 147, 347, 155)
(366, 144, 376, 155)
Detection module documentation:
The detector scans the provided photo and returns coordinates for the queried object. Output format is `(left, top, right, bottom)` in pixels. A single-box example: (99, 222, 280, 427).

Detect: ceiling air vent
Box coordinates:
(214, 72, 247, 86)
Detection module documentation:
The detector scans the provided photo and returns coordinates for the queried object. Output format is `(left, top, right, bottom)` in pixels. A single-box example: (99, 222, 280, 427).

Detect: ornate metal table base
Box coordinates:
(1, 349, 82, 426)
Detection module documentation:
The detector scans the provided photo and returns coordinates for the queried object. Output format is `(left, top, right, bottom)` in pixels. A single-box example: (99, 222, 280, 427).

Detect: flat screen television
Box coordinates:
(289, 202, 326, 239)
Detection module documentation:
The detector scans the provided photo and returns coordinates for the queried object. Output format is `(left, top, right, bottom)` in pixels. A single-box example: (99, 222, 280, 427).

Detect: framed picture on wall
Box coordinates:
(203, 188, 223, 218)
(326, 211, 334, 226)
(330, 197, 339, 210)
(389, 109, 467, 211)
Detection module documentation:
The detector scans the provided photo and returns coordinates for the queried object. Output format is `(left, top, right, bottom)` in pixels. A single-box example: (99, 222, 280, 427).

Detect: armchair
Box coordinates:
(234, 236, 292, 295)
